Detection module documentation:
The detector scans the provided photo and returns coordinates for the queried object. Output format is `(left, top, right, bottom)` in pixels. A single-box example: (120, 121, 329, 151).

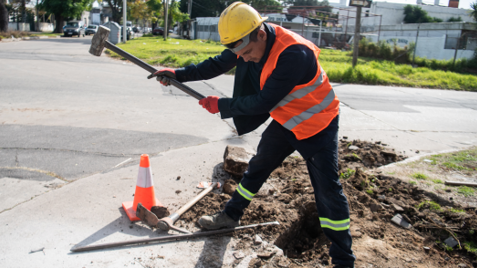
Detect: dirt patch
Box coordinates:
(179, 139, 477, 267)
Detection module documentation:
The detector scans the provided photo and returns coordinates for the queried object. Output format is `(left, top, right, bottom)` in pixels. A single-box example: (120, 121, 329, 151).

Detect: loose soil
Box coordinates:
(163, 139, 477, 267)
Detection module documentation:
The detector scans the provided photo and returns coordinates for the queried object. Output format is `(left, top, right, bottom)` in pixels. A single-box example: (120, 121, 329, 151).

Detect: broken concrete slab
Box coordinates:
(254, 235, 263, 245)
(392, 203, 405, 212)
(391, 214, 411, 229)
(223, 145, 253, 178)
(233, 251, 245, 259)
(444, 236, 459, 248)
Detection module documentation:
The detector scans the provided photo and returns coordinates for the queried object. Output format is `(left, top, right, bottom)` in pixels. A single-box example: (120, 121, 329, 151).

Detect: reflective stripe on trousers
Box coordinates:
(236, 183, 255, 201)
(319, 217, 350, 231)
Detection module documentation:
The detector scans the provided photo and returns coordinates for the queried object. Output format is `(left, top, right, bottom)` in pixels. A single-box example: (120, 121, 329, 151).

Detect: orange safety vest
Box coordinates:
(260, 24, 339, 140)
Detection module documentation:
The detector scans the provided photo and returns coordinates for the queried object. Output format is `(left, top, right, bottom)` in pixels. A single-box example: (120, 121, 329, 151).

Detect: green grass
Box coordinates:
(31, 32, 63, 37)
(340, 168, 355, 179)
(463, 241, 477, 256)
(109, 37, 225, 69)
(448, 207, 465, 213)
(427, 148, 477, 173)
(457, 186, 475, 197)
(110, 37, 477, 91)
(410, 180, 417, 185)
(431, 179, 443, 184)
(417, 200, 442, 211)
(411, 172, 428, 180)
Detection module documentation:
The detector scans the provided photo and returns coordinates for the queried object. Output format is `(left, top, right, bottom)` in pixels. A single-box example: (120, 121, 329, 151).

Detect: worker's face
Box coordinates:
(234, 30, 267, 63)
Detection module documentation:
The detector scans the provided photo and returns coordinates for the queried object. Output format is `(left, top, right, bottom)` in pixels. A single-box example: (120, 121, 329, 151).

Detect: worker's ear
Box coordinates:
(258, 29, 267, 42)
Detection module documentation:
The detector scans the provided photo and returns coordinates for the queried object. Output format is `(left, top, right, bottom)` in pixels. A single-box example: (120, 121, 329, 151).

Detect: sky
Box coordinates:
(328, 0, 474, 9)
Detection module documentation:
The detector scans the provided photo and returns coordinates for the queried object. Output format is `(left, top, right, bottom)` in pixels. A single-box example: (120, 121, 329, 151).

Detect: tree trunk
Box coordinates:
(0, 0, 8, 32)
(22, 0, 26, 23)
(107, 0, 122, 23)
(54, 14, 63, 33)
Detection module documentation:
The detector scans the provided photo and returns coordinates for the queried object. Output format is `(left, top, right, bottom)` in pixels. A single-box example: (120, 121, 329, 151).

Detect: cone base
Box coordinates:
(122, 199, 162, 222)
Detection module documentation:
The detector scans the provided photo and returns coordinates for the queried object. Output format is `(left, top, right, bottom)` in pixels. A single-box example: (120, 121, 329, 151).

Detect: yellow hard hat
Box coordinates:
(218, 2, 268, 45)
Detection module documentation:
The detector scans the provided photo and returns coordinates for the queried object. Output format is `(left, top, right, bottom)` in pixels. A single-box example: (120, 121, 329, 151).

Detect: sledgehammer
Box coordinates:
(89, 25, 205, 100)
(136, 182, 219, 234)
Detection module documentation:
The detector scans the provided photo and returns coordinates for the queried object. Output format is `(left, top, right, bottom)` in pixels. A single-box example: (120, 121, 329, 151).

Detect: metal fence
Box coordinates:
(445, 36, 477, 50)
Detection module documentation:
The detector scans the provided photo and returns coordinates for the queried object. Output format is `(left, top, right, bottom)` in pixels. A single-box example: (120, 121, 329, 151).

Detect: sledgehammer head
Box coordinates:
(89, 25, 111, 56)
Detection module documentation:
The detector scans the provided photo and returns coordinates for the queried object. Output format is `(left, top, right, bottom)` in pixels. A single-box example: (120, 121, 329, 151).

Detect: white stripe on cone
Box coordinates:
(137, 166, 153, 188)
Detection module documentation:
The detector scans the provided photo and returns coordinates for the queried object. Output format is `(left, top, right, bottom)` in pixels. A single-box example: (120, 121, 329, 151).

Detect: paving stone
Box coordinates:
(223, 145, 253, 177)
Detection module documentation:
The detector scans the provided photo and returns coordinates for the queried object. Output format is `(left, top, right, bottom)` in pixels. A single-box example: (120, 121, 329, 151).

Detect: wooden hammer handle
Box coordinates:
(174, 182, 218, 217)
(103, 41, 206, 100)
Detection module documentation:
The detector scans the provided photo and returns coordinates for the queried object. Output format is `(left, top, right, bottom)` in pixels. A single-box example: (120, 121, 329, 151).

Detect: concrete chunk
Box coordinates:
(391, 214, 411, 229)
(223, 145, 253, 178)
(444, 236, 458, 248)
(254, 235, 263, 245)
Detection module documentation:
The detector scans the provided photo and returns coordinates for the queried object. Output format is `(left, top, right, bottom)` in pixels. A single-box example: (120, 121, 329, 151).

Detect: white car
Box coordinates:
(85, 25, 99, 35)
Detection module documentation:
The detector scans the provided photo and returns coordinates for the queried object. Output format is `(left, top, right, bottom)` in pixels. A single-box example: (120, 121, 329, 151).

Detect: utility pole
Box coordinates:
(352, 6, 362, 68)
(36, 0, 39, 32)
(122, 0, 127, 43)
(318, 19, 322, 47)
(164, 0, 168, 41)
(453, 34, 462, 67)
(412, 24, 420, 67)
(188, 0, 192, 16)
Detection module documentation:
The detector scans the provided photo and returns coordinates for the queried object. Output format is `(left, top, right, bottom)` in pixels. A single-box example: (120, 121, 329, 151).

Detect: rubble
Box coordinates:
(223, 145, 253, 178)
(179, 139, 476, 267)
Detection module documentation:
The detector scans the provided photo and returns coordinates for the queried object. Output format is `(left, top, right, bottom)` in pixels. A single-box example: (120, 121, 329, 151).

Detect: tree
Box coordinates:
(167, 0, 188, 28)
(0, 0, 8, 32)
(470, 2, 477, 22)
(179, 0, 225, 18)
(40, 0, 93, 33)
(146, 0, 162, 31)
(129, 0, 151, 26)
(403, 4, 442, 23)
(105, 0, 123, 23)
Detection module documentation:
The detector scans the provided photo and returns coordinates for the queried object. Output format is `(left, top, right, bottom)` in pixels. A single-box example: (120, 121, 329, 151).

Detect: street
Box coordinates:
(0, 36, 476, 267)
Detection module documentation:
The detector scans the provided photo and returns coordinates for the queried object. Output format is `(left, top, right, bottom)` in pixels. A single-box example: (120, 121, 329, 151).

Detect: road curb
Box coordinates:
(0, 35, 61, 43)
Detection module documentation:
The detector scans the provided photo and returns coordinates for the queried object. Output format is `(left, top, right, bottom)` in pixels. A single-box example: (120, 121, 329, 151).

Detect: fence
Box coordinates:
(8, 22, 30, 31)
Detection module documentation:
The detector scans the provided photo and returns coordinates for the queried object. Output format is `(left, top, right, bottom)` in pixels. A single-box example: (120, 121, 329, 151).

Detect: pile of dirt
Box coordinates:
(177, 139, 477, 267)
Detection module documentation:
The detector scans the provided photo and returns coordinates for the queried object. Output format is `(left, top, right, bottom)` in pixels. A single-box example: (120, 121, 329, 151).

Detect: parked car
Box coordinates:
(120, 26, 133, 40)
(63, 21, 85, 37)
(152, 27, 164, 35)
(132, 26, 141, 33)
(85, 25, 98, 35)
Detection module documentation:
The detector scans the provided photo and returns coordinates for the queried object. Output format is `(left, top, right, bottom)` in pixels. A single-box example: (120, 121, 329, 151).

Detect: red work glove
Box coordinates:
(147, 68, 176, 86)
(199, 96, 220, 114)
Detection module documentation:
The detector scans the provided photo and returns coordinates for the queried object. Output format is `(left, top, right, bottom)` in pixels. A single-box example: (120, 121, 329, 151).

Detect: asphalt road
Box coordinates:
(0, 35, 476, 268)
(1, 35, 477, 184)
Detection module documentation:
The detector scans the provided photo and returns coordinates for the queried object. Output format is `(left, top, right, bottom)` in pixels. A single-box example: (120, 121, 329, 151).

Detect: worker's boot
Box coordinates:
(198, 211, 239, 230)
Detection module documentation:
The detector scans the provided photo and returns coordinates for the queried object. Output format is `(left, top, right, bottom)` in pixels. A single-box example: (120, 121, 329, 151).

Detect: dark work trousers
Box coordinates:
(224, 115, 356, 267)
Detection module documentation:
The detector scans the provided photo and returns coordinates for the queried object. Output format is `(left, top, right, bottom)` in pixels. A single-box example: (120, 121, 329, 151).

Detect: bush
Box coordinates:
(355, 38, 477, 75)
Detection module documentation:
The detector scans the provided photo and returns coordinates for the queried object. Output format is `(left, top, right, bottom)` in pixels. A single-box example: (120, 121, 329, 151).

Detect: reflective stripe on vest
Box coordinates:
(319, 217, 350, 231)
(283, 89, 335, 130)
(237, 183, 255, 201)
(260, 24, 339, 140)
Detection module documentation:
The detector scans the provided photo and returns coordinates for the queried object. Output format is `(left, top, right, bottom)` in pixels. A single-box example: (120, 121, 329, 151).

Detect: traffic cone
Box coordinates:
(122, 154, 162, 221)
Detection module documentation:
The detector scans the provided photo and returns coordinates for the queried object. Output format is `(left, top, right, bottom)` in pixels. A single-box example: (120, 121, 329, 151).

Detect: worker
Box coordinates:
(149, 2, 355, 267)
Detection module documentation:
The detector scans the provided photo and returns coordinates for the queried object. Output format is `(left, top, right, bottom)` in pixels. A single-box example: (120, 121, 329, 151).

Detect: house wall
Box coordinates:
(341, 2, 474, 27)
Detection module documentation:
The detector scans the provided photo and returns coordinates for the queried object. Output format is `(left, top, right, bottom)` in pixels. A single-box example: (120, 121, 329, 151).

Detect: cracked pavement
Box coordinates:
(0, 36, 476, 267)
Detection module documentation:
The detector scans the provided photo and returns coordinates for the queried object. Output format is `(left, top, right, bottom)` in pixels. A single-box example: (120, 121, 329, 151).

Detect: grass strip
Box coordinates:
(110, 36, 477, 91)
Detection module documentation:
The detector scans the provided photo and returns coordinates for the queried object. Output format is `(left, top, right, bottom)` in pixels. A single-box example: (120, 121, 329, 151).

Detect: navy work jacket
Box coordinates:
(174, 23, 336, 159)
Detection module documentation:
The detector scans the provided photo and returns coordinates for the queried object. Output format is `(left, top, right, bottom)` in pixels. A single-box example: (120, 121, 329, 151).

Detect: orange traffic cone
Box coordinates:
(122, 154, 162, 221)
